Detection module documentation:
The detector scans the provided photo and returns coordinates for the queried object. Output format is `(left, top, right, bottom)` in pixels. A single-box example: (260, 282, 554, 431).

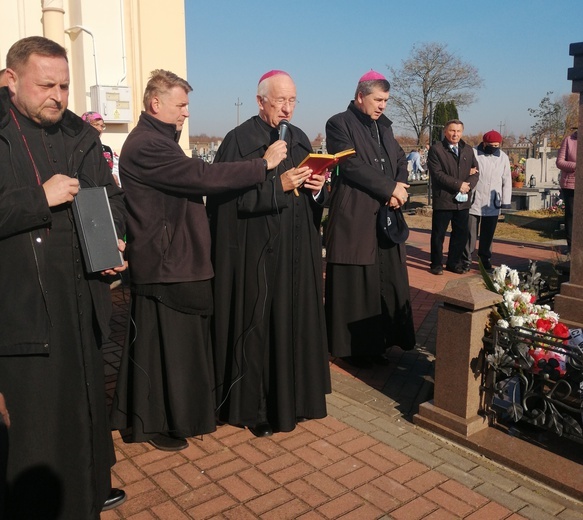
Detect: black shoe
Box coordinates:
(296, 417, 309, 423)
(341, 356, 373, 369)
(429, 266, 443, 275)
(462, 265, 471, 273)
(102, 488, 127, 511)
(148, 433, 188, 451)
(445, 265, 464, 274)
(249, 423, 273, 437)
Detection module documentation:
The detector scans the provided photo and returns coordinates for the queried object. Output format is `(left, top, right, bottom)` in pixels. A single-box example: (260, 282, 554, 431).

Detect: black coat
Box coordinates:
(0, 87, 126, 355)
(325, 102, 409, 265)
(207, 116, 330, 431)
(120, 112, 266, 284)
(427, 138, 479, 210)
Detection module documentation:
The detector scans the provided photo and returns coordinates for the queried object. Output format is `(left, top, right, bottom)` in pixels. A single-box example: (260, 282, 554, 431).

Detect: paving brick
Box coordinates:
(173, 463, 212, 489)
(253, 437, 287, 458)
(125, 511, 157, 520)
(142, 453, 186, 476)
(195, 450, 238, 472)
(213, 426, 252, 448)
(400, 430, 440, 453)
(112, 458, 145, 484)
(204, 456, 250, 481)
(354, 482, 400, 511)
(468, 465, 522, 493)
(370, 474, 417, 503)
(186, 493, 237, 519)
(423, 509, 460, 520)
(343, 404, 380, 423)
(231, 441, 271, 465)
(369, 441, 411, 467)
(245, 488, 294, 515)
(340, 415, 379, 434)
(218, 474, 261, 502)
(238, 467, 279, 494)
(401, 444, 445, 469)
(337, 465, 381, 490)
(370, 429, 410, 451)
(316, 492, 365, 518)
(405, 470, 449, 494)
(223, 504, 261, 519)
(433, 463, 485, 490)
(308, 439, 348, 463)
(437, 478, 490, 508)
(472, 482, 528, 512)
(285, 478, 331, 507)
(423, 487, 476, 517)
(322, 456, 365, 480)
(271, 461, 315, 485)
(432, 447, 478, 473)
(152, 470, 191, 497)
(389, 496, 438, 520)
(304, 472, 348, 498)
(335, 502, 384, 520)
(256, 452, 300, 475)
(464, 500, 515, 520)
(512, 486, 565, 516)
(353, 447, 399, 474)
(514, 505, 562, 520)
(115, 488, 168, 517)
(325, 427, 364, 447)
(259, 497, 311, 519)
(150, 500, 191, 519)
(338, 434, 379, 455)
(295, 511, 327, 520)
(175, 482, 224, 510)
(279, 430, 319, 451)
(295, 445, 337, 469)
(298, 418, 338, 438)
(387, 460, 429, 484)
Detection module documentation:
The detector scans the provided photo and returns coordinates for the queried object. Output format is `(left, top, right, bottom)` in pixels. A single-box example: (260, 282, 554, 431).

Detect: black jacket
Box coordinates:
(427, 138, 479, 210)
(0, 86, 126, 355)
(325, 102, 408, 265)
(120, 111, 266, 284)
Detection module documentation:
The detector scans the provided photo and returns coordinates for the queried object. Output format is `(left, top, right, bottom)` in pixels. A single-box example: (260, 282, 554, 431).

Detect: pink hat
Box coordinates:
(258, 70, 290, 85)
(359, 70, 386, 82)
(81, 111, 103, 123)
(483, 130, 503, 143)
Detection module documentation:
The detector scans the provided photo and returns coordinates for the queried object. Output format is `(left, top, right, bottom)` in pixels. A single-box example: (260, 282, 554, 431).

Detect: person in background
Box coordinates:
(110, 69, 287, 450)
(556, 128, 577, 253)
(208, 70, 330, 437)
(81, 111, 121, 187)
(462, 130, 511, 273)
(428, 119, 479, 275)
(406, 148, 424, 180)
(0, 36, 127, 518)
(324, 70, 416, 369)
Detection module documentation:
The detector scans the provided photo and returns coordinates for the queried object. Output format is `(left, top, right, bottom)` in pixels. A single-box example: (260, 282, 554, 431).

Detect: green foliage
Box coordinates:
(431, 100, 459, 143)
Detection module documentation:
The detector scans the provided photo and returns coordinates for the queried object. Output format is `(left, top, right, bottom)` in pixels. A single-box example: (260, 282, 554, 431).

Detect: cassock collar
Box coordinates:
(347, 100, 394, 131)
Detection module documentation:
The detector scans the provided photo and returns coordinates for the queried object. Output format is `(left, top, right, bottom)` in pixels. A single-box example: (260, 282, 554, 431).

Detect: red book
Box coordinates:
(298, 148, 356, 176)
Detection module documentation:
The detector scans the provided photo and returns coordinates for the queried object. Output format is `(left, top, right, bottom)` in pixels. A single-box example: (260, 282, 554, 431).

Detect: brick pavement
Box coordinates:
(101, 229, 583, 519)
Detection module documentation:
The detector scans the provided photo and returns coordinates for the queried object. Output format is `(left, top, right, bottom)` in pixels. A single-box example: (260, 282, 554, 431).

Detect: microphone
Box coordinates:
(278, 119, 290, 141)
(278, 120, 298, 196)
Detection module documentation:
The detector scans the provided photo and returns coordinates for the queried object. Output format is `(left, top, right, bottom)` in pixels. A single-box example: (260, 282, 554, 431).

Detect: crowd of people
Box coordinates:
(0, 35, 577, 519)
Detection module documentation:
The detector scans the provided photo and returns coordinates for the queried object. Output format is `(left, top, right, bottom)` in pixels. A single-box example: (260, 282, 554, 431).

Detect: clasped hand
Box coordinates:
(389, 181, 410, 209)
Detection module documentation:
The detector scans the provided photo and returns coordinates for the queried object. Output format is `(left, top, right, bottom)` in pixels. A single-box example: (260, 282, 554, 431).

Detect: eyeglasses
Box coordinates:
(91, 121, 106, 130)
(264, 96, 298, 108)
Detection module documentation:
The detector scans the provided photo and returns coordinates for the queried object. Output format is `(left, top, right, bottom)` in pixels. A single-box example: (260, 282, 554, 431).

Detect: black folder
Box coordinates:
(72, 187, 124, 273)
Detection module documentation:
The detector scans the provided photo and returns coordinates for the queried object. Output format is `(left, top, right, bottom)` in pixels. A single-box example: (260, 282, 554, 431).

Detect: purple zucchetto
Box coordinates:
(358, 70, 386, 82)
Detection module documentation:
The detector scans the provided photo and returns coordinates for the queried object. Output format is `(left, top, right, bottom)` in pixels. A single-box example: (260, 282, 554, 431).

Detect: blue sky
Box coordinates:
(185, 0, 582, 140)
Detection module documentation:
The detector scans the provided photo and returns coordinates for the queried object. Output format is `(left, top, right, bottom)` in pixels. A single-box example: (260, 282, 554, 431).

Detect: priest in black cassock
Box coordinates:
(208, 70, 331, 437)
(325, 70, 416, 369)
(0, 37, 127, 518)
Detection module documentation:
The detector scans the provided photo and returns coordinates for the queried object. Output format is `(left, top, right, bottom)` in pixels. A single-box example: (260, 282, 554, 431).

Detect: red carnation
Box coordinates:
(552, 322, 570, 339)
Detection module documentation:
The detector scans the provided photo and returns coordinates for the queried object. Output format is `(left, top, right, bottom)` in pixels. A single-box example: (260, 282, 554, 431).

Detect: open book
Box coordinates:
(298, 148, 356, 176)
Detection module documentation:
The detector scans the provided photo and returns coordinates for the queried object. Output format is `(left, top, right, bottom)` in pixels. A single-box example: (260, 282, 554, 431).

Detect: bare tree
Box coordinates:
(388, 42, 483, 145)
(528, 92, 568, 149)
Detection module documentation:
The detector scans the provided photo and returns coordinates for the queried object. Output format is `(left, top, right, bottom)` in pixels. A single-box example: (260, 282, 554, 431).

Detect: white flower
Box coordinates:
(497, 319, 509, 329)
(509, 270, 520, 287)
(510, 315, 526, 327)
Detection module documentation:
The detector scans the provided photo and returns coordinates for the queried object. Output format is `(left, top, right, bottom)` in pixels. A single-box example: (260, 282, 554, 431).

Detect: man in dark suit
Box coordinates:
(427, 119, 479, 275)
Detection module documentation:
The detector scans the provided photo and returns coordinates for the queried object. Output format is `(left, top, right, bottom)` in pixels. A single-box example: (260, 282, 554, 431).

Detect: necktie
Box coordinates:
(452, 145, 458, 156)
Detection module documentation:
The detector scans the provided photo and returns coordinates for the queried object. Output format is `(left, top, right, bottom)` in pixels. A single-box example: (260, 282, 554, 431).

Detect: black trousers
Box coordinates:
(430, 208, 469, 269)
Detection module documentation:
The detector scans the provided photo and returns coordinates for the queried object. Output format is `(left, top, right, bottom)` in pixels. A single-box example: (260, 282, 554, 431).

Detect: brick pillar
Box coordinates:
(554, 42, 583, 328)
